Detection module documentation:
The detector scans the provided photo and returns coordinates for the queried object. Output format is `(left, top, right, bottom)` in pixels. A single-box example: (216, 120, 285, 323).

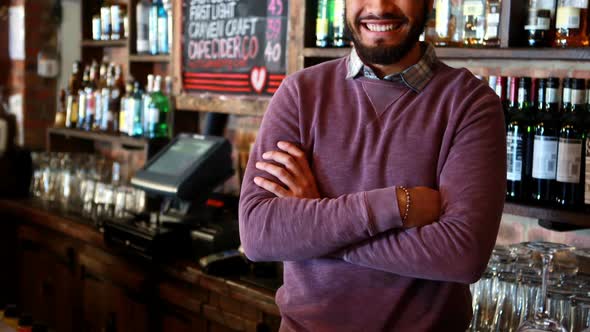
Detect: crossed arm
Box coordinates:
(238, 80, 506, 284)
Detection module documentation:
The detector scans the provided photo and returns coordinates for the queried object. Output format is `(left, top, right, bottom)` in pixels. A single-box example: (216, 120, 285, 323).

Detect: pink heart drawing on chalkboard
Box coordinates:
(250, 67, 267, 94)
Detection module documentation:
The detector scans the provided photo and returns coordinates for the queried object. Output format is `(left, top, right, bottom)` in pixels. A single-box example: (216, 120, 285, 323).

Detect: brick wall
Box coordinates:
(1, 0, 58, 149)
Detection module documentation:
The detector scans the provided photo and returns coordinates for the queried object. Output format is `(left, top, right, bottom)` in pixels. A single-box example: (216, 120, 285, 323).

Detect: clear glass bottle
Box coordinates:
(331, 0, 347, 47)
(526, 0, 557, 47)
(463, 0, 486, 46)
(136, 0, 151, 54)
(483, 0, 502, 47)
(110, 4, 122, 40)
(149, 0, 161, 54)
(65, 61, 81, 129)
(100, 0, 112, 40)
(554, 0, 589, 47)
(435, 0, 464, 46)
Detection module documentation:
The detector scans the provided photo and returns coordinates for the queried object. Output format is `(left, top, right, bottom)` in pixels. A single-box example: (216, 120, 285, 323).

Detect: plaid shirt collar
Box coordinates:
(346, 42, 437, 93)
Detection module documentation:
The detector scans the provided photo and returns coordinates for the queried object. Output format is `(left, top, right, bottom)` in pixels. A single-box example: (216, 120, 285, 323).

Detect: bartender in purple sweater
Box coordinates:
(239, 0, 506, 330)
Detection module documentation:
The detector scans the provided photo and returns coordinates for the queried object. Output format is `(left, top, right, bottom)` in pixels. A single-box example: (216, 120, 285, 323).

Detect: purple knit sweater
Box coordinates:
(239, 56, 506, 331)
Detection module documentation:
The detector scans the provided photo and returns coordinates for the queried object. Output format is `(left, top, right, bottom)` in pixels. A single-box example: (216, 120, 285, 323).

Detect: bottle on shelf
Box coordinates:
(331, 0, 347, 47)
(136, 0, 151, 54)
(149, 0, 165, 55)
(77, 65, 90, 129)
(483, 0, 501, 47)
(525, 0, 557, 47)
(65, 61, 82, 129)
(506, 76, 533, 201)
(530, 77, 561, 203)
(103, 66, 119, 132)
(554, 0, 589, 47)
(119, 81, 134, 136)
(110, 3, 123, 40)
(463, 0, 486, 46)
(147, 75, 170, 138)
(434, 0, 464, 46)
(316, 0, 330, 47)
(92, 14, 101, 41)
(131, 82, 144, 137)
(84, 62, 99, 131)
(163, 0, 173, 51)
(100, 0, 112, 41)
(555, 78, 585, 207)
(55, 89, 67, 128)
(143, 75, 155, 134)
(156, 0, 169, 54)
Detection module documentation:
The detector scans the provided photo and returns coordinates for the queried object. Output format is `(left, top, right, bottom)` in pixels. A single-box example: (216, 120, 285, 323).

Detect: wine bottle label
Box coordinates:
(563, 87, 572, 104)
(546, 87, 559, 103)
(507, 131, 524, 181)
(585, 140, 590, 204)
(532, 136, 558, 179)
(464, 1, 484, 16)
(564, 0, 589, 7)
(556, 7, 581, 29)
(119, 109, 127, 133)
(148, 106, 160, 126)
(518, 87, 528, 104)
(0, 119, 7, 157)
(556, 138, 582, 183)
(571, 89, 586, 105)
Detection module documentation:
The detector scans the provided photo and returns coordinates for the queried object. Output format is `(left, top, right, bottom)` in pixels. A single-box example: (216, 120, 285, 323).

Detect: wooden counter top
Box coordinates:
(0, 199, 280, 319)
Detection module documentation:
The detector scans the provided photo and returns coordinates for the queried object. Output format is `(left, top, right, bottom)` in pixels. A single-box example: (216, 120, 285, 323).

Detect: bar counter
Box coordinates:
(0, 199, 280, 332)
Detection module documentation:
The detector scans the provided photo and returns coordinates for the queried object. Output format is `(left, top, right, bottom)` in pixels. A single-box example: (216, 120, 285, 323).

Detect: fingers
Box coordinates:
(255, 161, 298, 190)
(276, 141, 315, 178)
(262, 150, 305, 179)
(254, 176, 289, 197)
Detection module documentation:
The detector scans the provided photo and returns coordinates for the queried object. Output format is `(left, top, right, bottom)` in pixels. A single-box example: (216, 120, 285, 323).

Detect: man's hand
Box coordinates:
(254, 141, 320, 199)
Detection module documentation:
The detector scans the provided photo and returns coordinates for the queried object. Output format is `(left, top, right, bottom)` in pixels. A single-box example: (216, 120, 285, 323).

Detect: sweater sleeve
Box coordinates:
(340, 93, 507, 284)
(238, 77, 404, 262)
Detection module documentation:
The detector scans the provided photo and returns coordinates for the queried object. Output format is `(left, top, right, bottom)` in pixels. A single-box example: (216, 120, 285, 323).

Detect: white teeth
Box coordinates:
(366, 23, 397, 32)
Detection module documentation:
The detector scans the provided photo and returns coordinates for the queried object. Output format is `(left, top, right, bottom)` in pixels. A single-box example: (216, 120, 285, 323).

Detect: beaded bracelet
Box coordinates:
(398, 186, 411, 224)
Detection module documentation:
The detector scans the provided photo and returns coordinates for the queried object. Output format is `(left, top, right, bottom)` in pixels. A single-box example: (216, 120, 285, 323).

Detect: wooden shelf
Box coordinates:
(302, 47, 590, 61)
(175, 93, 269, 117)
(81, 39, 127, 48)
(129, 54, 171, 63)
(504, 202, 590, 229)
(47, 127, 147, 149)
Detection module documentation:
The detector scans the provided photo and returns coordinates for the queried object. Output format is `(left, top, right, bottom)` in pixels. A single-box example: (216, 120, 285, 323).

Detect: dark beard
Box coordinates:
(348, 8, 427, 66)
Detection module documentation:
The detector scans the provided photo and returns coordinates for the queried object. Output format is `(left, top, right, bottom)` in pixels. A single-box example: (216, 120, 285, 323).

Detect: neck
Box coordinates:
(367, 42, 423, 78)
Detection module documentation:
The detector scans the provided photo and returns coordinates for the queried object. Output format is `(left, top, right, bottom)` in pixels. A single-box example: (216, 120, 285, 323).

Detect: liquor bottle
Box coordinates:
(149, 0, 162, 55)
(506, 77, 532, 201)
(84, 62, 98, 131)
(94, 61, 108, 131)
(136, 0, 151, 54)
(483, 0, 501, 47)
(316, 0, 330, 47)
(100, 66, 113, 131)
(554, 0, 589, 47)
(101, 0, 112, 41)
(55, 89, 67, 128)
(65, 61, 82, 129)
(331, 0, 347, 47)
(526, 0, 557, 47)
(119, 82, 134, 136)
(131, 82, 144, 137)
(92, 14, 102, 41)
(77, 66, 90, 129)
(530, 78, 560, 203)
(463, 0, 486, 46)
(155, 0, 169, 54)
(147, 76, 172, 138)
(164, 0, 173, 52)
(110, 4, 122, 40)
(143, 75, 155, 134)
(555, 78, 585, 207)
(106, 68, 121, 133)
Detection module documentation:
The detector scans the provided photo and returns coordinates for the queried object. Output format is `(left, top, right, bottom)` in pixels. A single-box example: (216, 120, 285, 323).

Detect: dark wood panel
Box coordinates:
(81, 40, 128, 48)
(129, 54, 172, 63)
(47, 127, 147, 149)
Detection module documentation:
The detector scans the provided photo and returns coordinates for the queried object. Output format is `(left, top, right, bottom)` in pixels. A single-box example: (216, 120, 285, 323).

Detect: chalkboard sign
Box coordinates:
(183, 0, 288, 96)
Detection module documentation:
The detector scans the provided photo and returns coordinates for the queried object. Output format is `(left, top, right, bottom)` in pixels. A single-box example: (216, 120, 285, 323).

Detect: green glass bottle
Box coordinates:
(147, 75, 170, 139)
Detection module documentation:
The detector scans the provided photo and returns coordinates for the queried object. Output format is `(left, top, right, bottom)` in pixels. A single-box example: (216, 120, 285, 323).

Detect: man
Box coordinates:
(239, 0, 506, 330)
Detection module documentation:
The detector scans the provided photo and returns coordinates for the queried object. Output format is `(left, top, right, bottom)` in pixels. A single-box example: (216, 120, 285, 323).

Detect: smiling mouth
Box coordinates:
(362, 21, 405, 33)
